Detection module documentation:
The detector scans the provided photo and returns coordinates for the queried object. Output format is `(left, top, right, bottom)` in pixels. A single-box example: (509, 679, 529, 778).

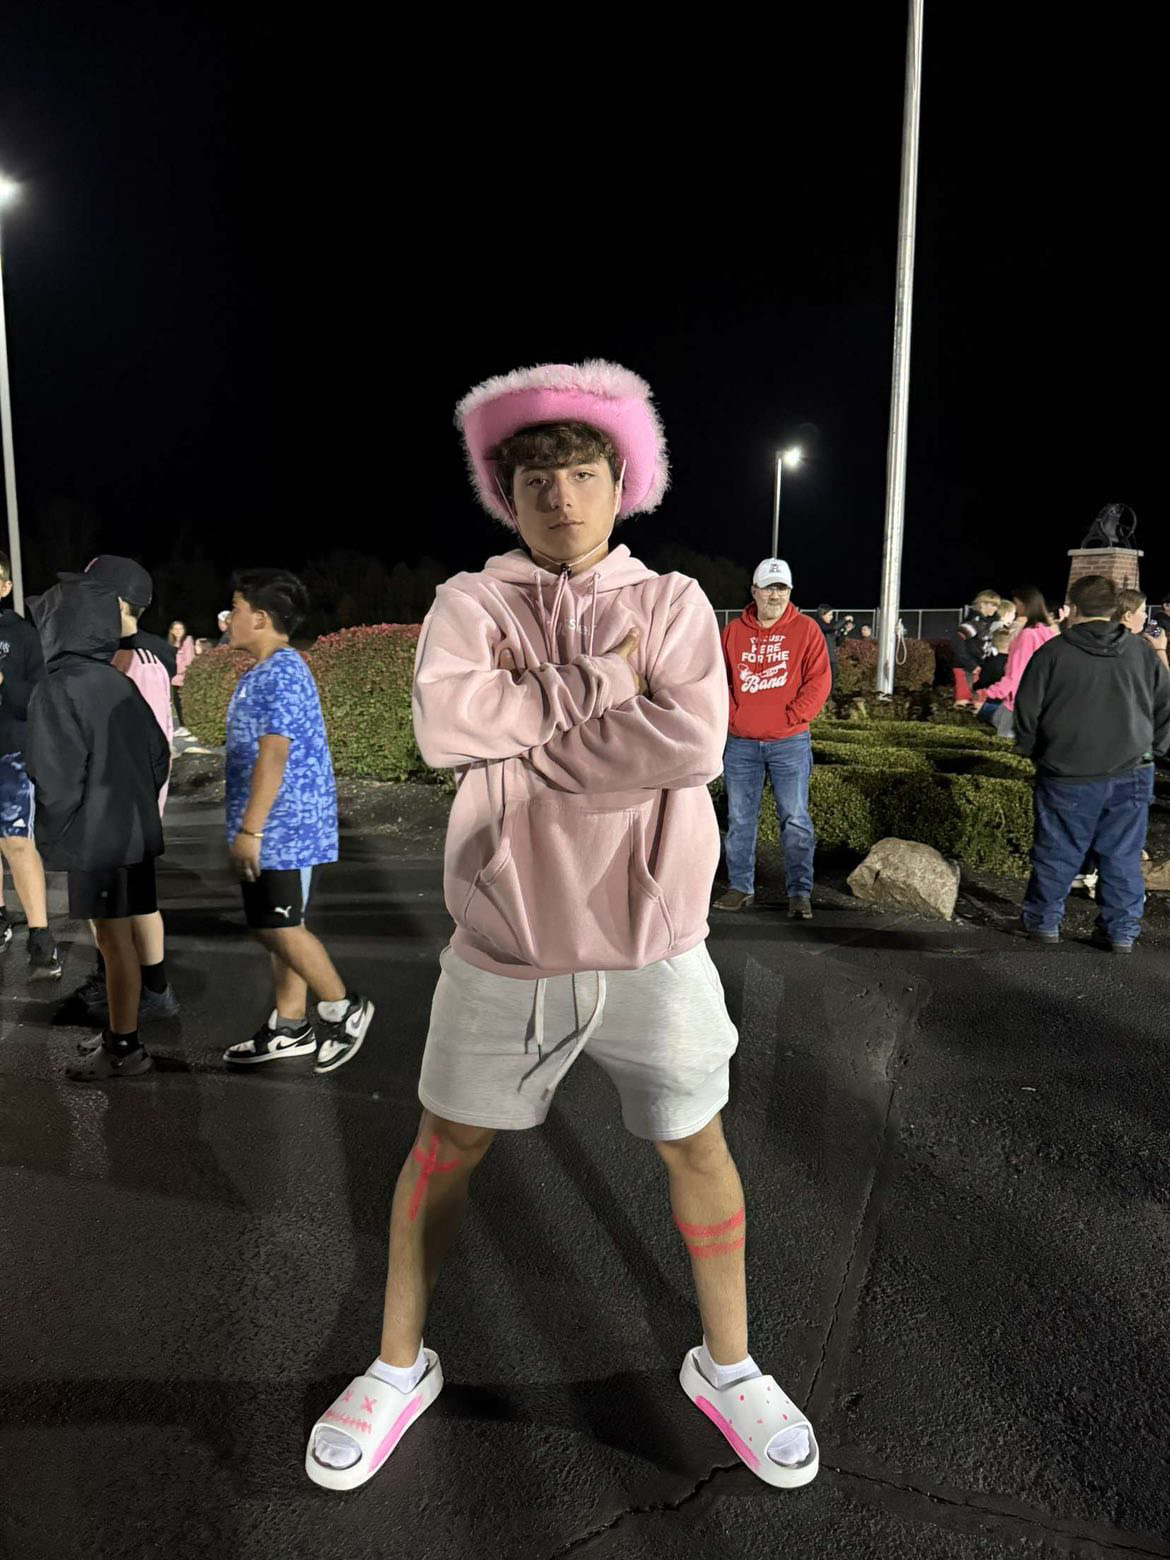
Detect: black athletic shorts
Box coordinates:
(240, 867, 313, 930)
(68, 859, 159, 921)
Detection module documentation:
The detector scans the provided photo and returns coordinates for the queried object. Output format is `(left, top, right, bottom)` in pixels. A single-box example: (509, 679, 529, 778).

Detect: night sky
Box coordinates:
(0, 5, 1160, 614)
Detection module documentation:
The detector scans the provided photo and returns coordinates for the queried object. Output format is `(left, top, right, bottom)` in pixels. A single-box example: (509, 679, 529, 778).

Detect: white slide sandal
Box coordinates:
(679, 1347, 819, 1489)
(305, 1351, 444, 1491)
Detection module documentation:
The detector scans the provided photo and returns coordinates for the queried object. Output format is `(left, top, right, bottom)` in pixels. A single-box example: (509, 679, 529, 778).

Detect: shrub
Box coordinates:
(183, 623, 433, 783)
(182, 648, 252, 746)
(753, 768, 1032, 874)
(310, 625, 425, 781)
(812, 741, 933, 772)
(834, 637, 935, 695)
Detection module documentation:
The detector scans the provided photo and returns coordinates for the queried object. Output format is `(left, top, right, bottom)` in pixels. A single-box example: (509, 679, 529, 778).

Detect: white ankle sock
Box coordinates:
(697, 1340, 759, 1390)
(369, 1345, 427, 1394)
(696, 1340, 811, 1469)
(311, 1346, 427, 1471)
(318, 996, 349, 1023)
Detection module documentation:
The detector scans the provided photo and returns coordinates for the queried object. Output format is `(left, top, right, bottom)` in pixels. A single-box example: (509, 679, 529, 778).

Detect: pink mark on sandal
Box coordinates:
(323, 1409, 373, 1436)
(408, 1136, 460, 1223)
(368, 1394, 423, 1474)
(674, 1207, 745, 1240)
(362, 1395, 376, 1414)
(695, 1395, 760, 1472)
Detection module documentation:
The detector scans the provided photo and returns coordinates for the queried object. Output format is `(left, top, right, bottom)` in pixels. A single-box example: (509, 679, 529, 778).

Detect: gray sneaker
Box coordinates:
(87, 983, 180, 1025)
(713, 889, 754, 912)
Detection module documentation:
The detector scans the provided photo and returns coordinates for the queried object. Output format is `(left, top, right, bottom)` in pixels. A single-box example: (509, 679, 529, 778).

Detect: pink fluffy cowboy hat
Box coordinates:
(456, 359, 669, 527)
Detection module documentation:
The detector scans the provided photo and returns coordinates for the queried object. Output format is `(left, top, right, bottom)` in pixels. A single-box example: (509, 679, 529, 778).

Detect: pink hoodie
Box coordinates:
(413, 544, 728, 979)
(981, 622, 1059, 711)
(113, 645, 174, 813)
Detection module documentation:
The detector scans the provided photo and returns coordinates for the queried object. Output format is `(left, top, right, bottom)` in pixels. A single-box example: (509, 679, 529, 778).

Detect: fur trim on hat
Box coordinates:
(455, 359, 669, 526)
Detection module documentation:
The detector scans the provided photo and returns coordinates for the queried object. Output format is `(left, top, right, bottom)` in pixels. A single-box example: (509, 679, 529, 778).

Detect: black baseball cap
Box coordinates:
(81, 555, 153, 609)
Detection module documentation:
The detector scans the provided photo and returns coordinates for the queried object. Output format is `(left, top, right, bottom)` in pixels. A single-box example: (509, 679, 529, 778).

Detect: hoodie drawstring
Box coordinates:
(533, 567, 599, 659)
(520, 971, 607, 1100)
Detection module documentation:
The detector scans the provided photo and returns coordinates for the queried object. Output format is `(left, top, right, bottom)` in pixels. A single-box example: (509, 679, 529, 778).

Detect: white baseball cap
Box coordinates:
(753, 558, 793, 589)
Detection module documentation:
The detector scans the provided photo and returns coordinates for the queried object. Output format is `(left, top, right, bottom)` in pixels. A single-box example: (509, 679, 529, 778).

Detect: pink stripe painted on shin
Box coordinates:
(674, 1207, 745, 1240)
(368, 1395, 423, 1472)
(695, 1395, 761, 1471)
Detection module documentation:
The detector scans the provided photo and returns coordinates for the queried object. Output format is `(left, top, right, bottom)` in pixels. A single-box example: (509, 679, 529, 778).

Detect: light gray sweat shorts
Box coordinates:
(418, 941, 739, 1142)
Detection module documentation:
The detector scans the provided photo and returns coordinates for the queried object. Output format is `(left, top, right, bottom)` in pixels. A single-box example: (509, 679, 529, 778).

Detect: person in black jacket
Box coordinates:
(951, 589, 1000, 707)
(815, 604, 838, 689)
(1014, 573, 1170, 953)
(0, 550, 60, 976)
(25, 575, 170, 1080)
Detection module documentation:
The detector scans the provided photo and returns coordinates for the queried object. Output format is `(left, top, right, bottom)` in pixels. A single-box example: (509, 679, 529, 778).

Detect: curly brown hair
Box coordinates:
(489, 421, 622, 503)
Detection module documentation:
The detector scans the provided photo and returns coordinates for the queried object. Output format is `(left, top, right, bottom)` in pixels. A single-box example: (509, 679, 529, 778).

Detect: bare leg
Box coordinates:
(0, 837, 49, 928)
(93, 918, 141, 1036)
(656, 1114, 748, 1364)
(131, 910, 165, 967)
(269, 948, 308, 1024)
(380, 1111, 494, 1365)
(255, 925, 345, 1004)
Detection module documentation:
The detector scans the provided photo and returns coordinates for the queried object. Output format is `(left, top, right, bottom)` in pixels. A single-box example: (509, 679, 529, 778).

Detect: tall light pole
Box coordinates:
(875, 0, 925, 696)
(771, 446, 803, 557)
(0, 173, 25, 614)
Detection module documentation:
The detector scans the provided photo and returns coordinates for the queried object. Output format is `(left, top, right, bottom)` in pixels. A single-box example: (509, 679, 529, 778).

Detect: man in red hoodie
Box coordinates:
(714, 558, 832, 918)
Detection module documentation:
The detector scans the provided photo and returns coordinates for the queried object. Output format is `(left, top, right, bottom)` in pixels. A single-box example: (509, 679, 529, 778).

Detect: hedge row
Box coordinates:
(184, 625, 429, 783)
(833, 637, 935, 694)
(184, 629, 1034, 873)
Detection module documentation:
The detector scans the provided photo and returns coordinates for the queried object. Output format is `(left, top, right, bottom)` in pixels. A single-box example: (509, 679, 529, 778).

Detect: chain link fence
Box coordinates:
(714, 607, 967, 638)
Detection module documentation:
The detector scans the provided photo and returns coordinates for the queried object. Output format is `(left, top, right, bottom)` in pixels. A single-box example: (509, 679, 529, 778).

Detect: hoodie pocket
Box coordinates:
(461, 798, 675, 971)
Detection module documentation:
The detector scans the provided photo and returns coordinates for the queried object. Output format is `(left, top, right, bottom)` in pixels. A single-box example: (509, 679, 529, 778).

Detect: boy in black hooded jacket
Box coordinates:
(25, 576, 170, 1080)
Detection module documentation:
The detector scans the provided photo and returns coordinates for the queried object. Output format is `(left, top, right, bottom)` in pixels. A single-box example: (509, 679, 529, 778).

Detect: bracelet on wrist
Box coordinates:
(239, 827, 265, 839)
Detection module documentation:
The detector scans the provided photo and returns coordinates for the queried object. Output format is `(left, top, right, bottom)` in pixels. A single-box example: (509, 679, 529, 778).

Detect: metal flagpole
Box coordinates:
(0, 206, 25, 615)
(875, 0, 924, 696)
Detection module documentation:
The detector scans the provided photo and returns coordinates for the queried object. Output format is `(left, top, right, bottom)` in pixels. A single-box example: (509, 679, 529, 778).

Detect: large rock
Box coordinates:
(1144, 858, 1170, 891)
(848, 837, 960, 920)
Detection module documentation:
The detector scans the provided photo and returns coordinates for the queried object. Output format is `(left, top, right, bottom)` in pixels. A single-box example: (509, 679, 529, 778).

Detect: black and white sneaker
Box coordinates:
(0, 912, 12, 953)
(224, 1011, 317, 1066)
(28, 931, 63, 981)
(314, 995, 375, 1075)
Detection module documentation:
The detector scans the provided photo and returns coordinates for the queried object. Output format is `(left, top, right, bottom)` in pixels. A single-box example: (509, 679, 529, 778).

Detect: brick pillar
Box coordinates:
(1066, 548, 1143, 597)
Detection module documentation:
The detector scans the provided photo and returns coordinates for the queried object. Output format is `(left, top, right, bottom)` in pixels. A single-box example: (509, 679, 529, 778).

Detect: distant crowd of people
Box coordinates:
(952, 584, 1170, 740)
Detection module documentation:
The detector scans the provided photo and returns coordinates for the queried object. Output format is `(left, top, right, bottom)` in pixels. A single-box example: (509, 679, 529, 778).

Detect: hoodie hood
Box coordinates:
(30, 577, 121, 667)
(1063, 620, 1129, 658)
(483, 542, 656, 591)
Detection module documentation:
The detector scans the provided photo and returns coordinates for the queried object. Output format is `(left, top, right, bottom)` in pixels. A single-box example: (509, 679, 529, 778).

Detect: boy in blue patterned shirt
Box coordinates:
(222, 569, 374, 1073)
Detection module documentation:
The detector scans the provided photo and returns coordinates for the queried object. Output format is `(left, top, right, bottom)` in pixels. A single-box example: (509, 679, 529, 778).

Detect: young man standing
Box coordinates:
(0, 550, 61, 977)
(714, 559, 832, 919)
(1015, 573, 1170, 953)
(25, 575, 171, 1080)
(69, 556, 180, 1024)
(221, 569, 373, 1071)
(305, 362, 819, 1493)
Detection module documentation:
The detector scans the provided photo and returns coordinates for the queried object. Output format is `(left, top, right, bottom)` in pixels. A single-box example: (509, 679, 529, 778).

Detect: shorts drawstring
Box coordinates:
(519, 971, 607, 1100)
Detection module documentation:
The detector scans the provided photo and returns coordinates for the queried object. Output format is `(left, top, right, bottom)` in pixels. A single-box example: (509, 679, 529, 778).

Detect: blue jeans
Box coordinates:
(1021, 766, 1154, 943)
(723, 732, 815, 897)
